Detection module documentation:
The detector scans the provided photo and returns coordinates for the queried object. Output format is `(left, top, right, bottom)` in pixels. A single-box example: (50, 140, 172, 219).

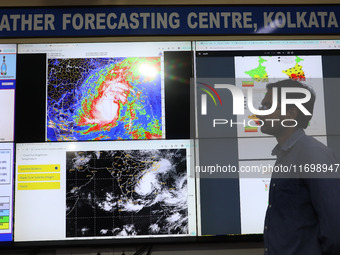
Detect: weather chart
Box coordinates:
(47, 56, 162, 141)
(14, 140, 196, 241)
(0, 143, 14, 242)
(235, 55, 327, 137)
(194, 40, 337, 236)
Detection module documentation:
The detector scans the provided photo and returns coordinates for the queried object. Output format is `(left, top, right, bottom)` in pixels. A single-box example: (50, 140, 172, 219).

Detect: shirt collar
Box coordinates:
(271, 129, 306, 156)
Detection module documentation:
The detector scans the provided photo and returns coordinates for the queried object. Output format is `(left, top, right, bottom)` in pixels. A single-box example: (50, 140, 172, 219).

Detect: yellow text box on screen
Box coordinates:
(18, 173, 60, 182)
(18, 165, 60, 173)
(0, 223, 9, 229)
(17, 182, 60, 190)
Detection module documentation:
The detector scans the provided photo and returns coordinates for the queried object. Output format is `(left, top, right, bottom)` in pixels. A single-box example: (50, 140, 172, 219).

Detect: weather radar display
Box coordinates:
(47, 57, 162, 141)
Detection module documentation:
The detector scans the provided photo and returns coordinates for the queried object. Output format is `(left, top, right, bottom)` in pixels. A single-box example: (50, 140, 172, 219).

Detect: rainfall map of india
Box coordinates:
(234, 55, 326, 136)
(47, 57, 162, 141)
(65, 148, 189, 237)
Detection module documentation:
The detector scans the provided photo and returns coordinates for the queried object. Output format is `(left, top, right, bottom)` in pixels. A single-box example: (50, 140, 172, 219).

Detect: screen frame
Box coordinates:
(7, 36, 340, 248)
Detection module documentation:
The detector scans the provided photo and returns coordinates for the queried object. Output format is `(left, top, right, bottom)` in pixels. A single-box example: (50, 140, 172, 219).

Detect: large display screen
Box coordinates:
(0, 143, 14, 242)
(8, 39, 340, 246)
(16, 42, 192, 142)
(14, 139, 196, 242)
(194, 40, 340, 236)
(0, 43, 16, 244)
(0, 44, 16, 142)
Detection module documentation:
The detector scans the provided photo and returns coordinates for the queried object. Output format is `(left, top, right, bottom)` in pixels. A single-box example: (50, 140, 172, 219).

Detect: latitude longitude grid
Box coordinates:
(65, 149, 188, 238)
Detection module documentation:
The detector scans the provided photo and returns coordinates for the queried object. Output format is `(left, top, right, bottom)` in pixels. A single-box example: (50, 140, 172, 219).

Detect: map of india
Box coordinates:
(282, 56, 306, 81)
(47, 57, 162, 141)
(244, 57, 269, 82)
(65, 148, 188, 237)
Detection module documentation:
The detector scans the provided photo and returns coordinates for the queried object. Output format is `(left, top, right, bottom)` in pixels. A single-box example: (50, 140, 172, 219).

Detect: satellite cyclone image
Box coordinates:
(65, 148, 189, 237)
(47, 57, 162, 141)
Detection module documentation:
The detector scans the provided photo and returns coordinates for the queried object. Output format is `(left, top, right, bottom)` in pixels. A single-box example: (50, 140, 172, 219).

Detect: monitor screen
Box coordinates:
(14, 139, 196, 242)
(16, 42, 192, 142)
(12, 39, 340, 245)
(194, 40, 340, 236)
(0, 143, 14, 242)
(0, 44, 16, 142)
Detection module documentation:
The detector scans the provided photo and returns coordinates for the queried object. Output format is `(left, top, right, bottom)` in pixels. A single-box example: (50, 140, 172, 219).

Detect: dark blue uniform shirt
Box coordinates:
(264, 129, 340, 255)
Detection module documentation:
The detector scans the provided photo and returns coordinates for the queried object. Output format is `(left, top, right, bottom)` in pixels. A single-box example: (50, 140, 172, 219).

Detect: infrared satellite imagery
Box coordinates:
(65, 148, 188, 237)
(47, 57, 162, 141)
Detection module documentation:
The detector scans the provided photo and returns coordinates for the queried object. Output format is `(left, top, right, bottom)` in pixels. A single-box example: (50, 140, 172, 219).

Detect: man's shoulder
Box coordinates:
(294, 134, 337, 164)
(298, 134, 327, 149)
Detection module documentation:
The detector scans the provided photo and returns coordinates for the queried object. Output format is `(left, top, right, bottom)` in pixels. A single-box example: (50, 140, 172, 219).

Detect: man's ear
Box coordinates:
(287, 107, 299, 119)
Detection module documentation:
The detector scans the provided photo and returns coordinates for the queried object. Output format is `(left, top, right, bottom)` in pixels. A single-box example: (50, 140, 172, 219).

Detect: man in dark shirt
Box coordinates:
(257, 79, 340, 255)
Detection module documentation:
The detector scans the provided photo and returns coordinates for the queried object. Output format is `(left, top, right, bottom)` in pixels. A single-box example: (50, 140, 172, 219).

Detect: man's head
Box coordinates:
(258, 79, 316, 136)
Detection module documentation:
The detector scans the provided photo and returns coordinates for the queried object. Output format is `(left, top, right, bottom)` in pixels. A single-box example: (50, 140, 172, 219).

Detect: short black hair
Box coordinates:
(266, 79, 316, 129)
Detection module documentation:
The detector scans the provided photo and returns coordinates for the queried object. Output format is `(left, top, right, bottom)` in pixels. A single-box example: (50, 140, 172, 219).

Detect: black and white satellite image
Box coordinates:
(66, 148, 188, 237)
